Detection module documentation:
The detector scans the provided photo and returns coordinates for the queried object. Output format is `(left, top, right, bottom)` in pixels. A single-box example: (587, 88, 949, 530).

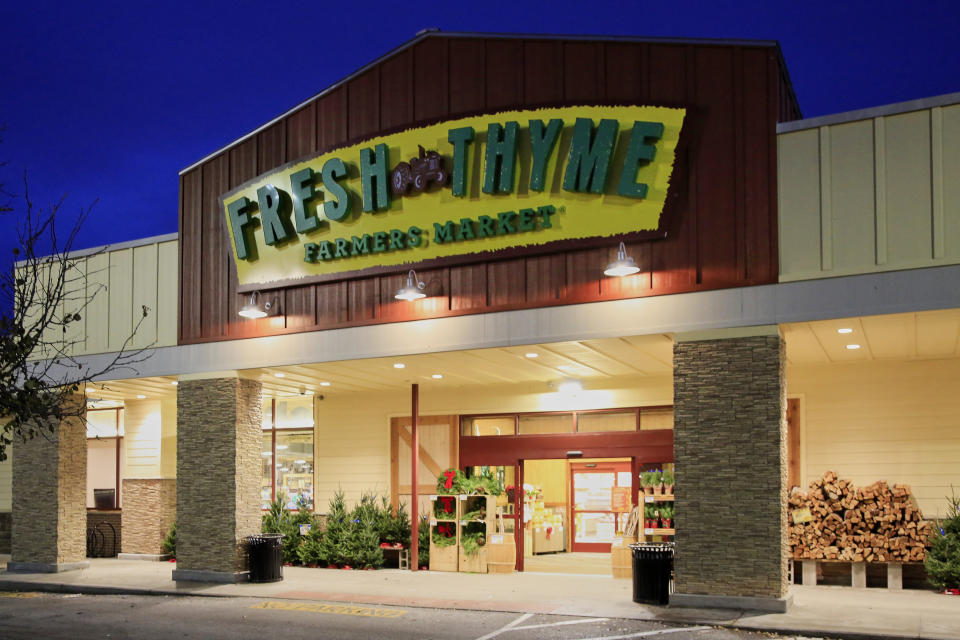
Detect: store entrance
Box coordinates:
(521, 457, 632, 574)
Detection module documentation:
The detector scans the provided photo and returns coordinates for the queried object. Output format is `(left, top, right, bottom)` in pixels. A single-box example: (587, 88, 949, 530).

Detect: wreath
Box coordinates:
(436, 468, 466, 495)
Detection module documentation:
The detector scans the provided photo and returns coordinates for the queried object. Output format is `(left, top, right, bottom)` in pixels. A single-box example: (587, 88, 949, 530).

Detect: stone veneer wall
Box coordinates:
(176, 377, 261, 577)
(87, 510, 122, 556)
(11, 396, 87, 566)
(0, 512, 10, 553)
(122, 479, 176, 554)
(673, 334, 788, 599)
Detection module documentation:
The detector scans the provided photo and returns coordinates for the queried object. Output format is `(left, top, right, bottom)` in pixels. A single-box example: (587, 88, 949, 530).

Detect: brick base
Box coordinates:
(122, 479, 176, 555)
(0, 512, 10, 554)
(87, 510, 122, 557)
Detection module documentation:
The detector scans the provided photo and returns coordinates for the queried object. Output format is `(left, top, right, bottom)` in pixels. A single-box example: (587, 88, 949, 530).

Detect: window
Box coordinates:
(86, 408, 124, 509)
(460, 416, 515, 436)
(577, 410, 637, 433)
(518, 414, 574, 435)
(261, 397, 314, 510)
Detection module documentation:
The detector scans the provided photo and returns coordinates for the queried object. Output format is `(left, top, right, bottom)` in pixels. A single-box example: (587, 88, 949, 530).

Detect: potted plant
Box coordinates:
(661, 469, 675, 495)
(640, 472, 654, 496)
(651, 470, 664, 496)
(644, 504, 659, 529)
(659, 504, 674, 529)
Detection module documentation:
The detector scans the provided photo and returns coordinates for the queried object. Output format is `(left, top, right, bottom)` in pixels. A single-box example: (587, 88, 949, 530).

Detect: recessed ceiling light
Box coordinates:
(276, 445, 288, 450)
(846, 344, 861, 350)
(432, 374, 443, 379)
(525, 352, 538, 358)
(319, 381, 331, 387)
(136, 394, 146, 399)
(558, 365, 573, 371)
(274, 372, 286, 378)
(393, 363, 406, 369)
(262, 451, 272, 457)
(171, 381, 178, 386)
(294, 459, 306, 464)
(837, 328, 853, 334)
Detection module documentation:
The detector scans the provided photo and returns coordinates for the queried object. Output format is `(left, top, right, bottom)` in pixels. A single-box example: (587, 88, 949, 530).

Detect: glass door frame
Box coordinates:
(569, 461, 632, 553)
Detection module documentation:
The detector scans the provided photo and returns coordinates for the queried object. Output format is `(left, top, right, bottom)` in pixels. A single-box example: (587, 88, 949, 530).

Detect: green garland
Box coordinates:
(460, 523, 486, 556)
(460, 507, 487, 522)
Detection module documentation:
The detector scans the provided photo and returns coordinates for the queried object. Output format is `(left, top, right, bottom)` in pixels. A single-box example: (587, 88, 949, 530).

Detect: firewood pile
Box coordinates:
(789, 471, 933, 563)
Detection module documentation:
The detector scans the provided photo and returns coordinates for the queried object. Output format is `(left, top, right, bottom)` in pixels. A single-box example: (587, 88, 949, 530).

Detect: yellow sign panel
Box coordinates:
(222, 105, 686, 289)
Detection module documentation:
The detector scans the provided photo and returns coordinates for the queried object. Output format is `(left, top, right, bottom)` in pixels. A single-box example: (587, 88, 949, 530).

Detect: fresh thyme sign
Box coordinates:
(221, 105, 685, 289)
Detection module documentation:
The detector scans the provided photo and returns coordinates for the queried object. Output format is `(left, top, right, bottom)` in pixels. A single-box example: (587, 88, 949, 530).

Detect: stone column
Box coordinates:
(120, 398, 177, 559)
(9, 395, 89, 572)
(670, 326, 790, 612)
(172, 374, 261, 583)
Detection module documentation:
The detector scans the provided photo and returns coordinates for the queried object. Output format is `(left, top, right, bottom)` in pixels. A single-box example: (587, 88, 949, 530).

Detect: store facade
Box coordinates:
(2, 31, 959, 613)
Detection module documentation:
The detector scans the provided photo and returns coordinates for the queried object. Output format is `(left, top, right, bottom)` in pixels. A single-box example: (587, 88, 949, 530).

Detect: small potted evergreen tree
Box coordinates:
(651, 470, 664, 496)
(925, 489, 960, 592)
(662, 469, 675, 495)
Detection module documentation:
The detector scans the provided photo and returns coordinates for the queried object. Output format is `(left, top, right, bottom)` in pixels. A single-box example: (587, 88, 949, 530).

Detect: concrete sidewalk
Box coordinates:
(1, 557, 958, 640)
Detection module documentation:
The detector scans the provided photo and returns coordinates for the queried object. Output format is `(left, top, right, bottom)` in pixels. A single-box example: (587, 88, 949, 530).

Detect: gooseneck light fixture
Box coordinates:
(238, 291, 272, 319)
(395, 270, 426, 301)
(603, 241, 640, 277)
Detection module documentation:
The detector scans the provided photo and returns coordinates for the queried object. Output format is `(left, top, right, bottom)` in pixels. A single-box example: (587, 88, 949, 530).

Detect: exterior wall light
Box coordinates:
(603, 241, 640, 277)
(395, 270, 426, 301)
(239, 291, 272, 319)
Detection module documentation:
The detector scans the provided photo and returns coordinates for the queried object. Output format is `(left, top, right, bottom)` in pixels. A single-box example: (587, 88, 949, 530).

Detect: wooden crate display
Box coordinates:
(611, 535, 637, 579)
(429, 495, 459, 572)
(487, 532, 516, 574)
(458, 494, 495, 573)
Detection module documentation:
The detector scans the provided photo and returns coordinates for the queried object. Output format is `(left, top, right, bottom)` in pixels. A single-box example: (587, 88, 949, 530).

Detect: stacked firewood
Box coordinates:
(789, 471, 932, 563)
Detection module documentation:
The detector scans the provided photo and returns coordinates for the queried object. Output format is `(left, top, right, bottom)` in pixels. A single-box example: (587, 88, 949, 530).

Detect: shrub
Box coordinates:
(926, 489, 960, 590)
(162, 522, 176, 559)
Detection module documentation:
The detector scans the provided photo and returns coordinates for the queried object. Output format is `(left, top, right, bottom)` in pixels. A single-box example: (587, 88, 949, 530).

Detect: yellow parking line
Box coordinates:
(0, 592, 43, 599)
(250, 600, 406, 619)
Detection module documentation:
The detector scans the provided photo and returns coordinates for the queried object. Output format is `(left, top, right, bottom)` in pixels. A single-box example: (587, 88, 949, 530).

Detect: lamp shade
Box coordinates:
(238, 292, 269, 318)
(395, 270, 426, 300)
(603, 241, 640, 277)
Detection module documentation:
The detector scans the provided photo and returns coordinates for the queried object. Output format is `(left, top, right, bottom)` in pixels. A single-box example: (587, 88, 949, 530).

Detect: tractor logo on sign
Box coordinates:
(392, 145, 448, 195)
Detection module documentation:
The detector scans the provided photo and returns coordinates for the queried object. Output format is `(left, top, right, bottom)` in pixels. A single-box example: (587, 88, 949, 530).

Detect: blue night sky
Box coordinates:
(0, 1, 955, 277)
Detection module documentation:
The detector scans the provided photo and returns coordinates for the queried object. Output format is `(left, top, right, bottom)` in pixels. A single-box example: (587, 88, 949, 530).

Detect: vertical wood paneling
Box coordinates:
(941, 104, 960, 261)
(818, 126, 833, 271)
(178, 35, 791, 346)
(179, 170, 202, 341)
(828, 121, 876, 271)
(379, 268, 448, 322)
(348, 69, 380, 141)
(107, 249, 133, 352)
(523, 41, 562, 104)
(777, 130, 822, 277)
(380, 50, 413, 132)
(413, 38, 449, 123)
(286, 104, 317, 161)
(448, 39, 485, 115)
(485, 39, 523, 111)
(157, 241, 178, 347)
(199, 154, 228, 339)
(84, 252, 110, 353)
(131, 243, 159, 348)
(884, 111, 933, 265)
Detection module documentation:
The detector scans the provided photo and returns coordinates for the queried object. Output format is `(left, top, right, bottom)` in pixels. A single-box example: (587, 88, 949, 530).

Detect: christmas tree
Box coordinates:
(926, 489, 960, 590)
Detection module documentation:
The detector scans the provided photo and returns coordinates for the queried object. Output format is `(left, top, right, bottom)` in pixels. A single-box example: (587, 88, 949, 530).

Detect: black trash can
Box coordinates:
(630, 542, 674, 605)
(247, 534, 284, 583)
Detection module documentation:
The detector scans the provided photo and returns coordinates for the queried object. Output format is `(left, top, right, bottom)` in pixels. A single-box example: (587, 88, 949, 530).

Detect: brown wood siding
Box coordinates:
(178, 35, 795, 346)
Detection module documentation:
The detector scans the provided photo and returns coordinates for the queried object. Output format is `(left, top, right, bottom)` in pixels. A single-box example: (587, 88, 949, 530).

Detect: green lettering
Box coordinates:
(538, 205, 556, 228)
(518, 208, 536, 231)
(372, 231, 388, 253)
(617, 121, 664, 199)
(528, 119, 563, 191)
(256, 185, 295, 245)
(351, 235, 371, 256)
(496, 211, 517, 235)
(360, 144, 390, 212)
(563, 117, 619, 194)
(290, 168, 320, 233)
(334, 238, 350, 258)
(317, 241, 334, 261)
(476, 215, 496, 238)
(389, 229, 406, 250)
(226, 197, 258, 260)
(448, 127, 474, 198)
(407, 226, 423, 247)
(322, 157, 351, 221)
(482, 121, 518, 194)
(303, 242, 319, 263)
(433, 221, 456, 244)
(455, 218, 476, 241)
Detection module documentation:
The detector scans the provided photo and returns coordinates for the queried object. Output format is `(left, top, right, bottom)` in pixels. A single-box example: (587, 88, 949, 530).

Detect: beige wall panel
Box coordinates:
(778, 130, 823, 276)
(828, 121, 876, 271)
(883, 111, 933, 266)
(312, 377, 671, 512)
(0, 444, 11, 512)
(131, 244, 159, 348)
(107, 249, 134, 352)
(942, 105, 960, 260)
(397, 423, 453, 486)
(123, 399, 163, 479)
(789, 358, 960, 519)
(84, 252, 110, 354)
(157, 241, 179, 347)
(160, 397, 177, 479)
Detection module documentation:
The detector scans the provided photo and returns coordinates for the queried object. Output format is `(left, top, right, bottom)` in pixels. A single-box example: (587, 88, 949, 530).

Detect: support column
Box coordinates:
(173, 374, 261, 583)
(9, 395, 88, 572)
(670, 326, 790, 612)
(119, 398, 177, 559)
